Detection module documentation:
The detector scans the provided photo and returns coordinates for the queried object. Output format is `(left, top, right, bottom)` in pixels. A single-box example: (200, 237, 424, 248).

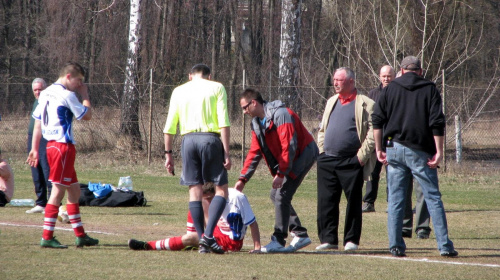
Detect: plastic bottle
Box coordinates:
(118, 176, 133, 191)
(386, 137, 393, 148)
(9, 199, 35, 207)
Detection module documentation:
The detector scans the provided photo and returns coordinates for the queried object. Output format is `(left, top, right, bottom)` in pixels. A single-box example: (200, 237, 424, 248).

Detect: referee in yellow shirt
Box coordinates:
(163, 64, 231, 254)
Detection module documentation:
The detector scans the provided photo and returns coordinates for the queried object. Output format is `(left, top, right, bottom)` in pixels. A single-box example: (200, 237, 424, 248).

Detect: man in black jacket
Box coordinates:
(362, 65, 394, 213)
(372, 56, 458, 258)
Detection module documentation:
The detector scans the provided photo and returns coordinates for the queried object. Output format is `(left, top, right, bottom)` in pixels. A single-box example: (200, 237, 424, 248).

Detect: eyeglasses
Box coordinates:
(241, 101, 253, 111)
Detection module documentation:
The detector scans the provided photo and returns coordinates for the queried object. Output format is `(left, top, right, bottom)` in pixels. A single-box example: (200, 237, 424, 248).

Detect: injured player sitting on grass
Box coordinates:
(128, 182, 261, 253)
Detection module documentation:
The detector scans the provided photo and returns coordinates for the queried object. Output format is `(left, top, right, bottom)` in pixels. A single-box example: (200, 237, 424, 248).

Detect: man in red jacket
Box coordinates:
(235, 88, 318, 253)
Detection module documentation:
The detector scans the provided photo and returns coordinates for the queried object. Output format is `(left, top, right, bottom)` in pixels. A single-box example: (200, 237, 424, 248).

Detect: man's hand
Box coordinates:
(235, 180, 245, 192)
(75, 83, 89, 100)
(376, 150, 388, 166)
(427, 152, 442, 169)
(272, 175, 284, 189)
(223, 152, 232, 171)
(165, 154, 175, 175)
(26, 150, 39, 167)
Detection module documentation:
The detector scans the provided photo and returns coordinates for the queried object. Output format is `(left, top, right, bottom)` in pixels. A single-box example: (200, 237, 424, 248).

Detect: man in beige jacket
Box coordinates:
(316, 67, 376, 251)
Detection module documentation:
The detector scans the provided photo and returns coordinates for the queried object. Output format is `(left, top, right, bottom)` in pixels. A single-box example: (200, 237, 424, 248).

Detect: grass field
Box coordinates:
(1, 153, 499, 279)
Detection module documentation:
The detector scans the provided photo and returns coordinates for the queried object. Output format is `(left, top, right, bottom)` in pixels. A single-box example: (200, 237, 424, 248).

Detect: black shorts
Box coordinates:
(0, 191, 8, 207)
(180, 133, 228, 186)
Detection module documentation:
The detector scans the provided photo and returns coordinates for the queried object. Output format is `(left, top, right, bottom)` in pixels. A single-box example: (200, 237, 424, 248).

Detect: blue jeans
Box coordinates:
(386, 142, 454, 254)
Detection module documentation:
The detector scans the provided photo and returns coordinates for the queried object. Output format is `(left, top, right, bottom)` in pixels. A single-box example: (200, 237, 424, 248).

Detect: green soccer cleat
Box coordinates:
(75, 234, 99, 247)
(40, 237, 68, 249)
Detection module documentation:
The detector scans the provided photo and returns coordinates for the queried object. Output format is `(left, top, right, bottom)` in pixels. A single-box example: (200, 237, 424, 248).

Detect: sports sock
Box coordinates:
(189, 201, 204, 239)
(66, 203, 86, 237)
(42, 203, 59, 240)
(204, 195, 226, 238)
(147, 236, 184, 251)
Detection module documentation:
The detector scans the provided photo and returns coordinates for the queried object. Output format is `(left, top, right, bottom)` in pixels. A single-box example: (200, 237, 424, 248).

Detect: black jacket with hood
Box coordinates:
(372, 72, 445, 155)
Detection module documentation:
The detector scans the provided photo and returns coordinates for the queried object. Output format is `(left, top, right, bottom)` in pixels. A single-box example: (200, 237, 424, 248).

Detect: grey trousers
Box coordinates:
(403, 179, 431, 235)
(269, 144, 317, 246)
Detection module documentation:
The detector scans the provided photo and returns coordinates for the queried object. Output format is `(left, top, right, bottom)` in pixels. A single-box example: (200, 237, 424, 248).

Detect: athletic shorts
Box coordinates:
(186, 210, 243, 252)
(180, 133, 228, 186)
(46, 141, 78, 186)
(0, 191, 8, 207)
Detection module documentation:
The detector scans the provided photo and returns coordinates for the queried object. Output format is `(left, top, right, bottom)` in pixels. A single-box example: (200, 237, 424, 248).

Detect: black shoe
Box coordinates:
(362, 202, 375, 213)
(198, 244, 210, 254)
(440, 250, 458, 257)
(390, 247, 406, 257)
(199, 236, 225, 254)
(128, 239, 148, 250)
(402, 231, 412, 238)
(416, 230, 430, 239)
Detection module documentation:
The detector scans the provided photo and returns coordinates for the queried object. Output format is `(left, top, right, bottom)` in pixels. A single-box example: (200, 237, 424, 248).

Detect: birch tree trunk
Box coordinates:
(279, 0, 302, 112)
(120, 0, 142, 149)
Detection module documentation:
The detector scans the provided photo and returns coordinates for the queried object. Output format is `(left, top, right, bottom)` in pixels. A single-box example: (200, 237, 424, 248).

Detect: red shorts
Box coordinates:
(46, 141, 78, 186)
(186, 211, 243, 252)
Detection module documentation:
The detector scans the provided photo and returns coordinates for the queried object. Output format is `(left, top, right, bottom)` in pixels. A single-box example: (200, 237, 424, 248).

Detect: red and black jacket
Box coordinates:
(239, 100, 316, 182)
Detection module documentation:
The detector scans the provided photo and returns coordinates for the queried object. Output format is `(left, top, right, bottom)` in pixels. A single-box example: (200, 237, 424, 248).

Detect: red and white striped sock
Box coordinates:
(147, 236, 184, 251)
(66, 203, 86, 238)
(42, 204, 59, 240)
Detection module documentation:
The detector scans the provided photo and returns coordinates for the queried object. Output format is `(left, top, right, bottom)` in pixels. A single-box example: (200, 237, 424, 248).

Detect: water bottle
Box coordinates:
(9, 199, 35, 207)
(118, 176, 133, 191)
(385, 137, 393, 148)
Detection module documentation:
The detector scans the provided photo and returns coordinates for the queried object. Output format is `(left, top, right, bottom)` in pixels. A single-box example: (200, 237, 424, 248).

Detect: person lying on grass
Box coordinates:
(128, 183, 261, 253)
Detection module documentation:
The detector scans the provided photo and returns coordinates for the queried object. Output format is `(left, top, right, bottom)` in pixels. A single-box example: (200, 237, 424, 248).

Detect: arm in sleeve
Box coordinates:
(275, 110, 297, 177)
(163, 91, 180, 134)
(429, 88, 445, 136)
(357, 100, 375, 163)
(239, 131, 262, 182)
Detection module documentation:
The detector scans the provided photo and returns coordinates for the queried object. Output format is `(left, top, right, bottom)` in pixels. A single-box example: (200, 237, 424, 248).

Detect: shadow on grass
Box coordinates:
(453, 237, 500, 240)
(446, 209, 500, 213)
(102, 212, 174, 216)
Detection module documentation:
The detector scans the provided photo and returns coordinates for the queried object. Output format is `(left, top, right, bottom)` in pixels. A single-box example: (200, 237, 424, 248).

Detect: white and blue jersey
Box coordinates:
(32, 83, 88, 144)
(219, 188, 257, 241)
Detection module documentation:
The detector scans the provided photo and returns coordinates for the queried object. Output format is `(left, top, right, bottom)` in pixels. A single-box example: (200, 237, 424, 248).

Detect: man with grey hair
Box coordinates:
(26, 78, 52, 214)
(316, 67, 376, 251)
(372, 56, 458, 257)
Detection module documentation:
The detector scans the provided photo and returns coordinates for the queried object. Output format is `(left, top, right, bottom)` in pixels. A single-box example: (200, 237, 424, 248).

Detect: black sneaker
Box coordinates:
(402, 231, 412, 238)
(416, 230, 430, 239)
(362, 202, 375, 213)
(198, 244, 210, 254)
(390, 247, 406, 257)
(440, 250, 458, 257)
(199, 236, 225, 254)
(128, 239, 148, 250)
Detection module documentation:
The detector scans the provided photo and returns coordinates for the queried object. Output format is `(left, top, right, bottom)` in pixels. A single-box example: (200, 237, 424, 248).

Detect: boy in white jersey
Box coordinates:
(27, 62, 98, 248)
(128, 184, 261, 253)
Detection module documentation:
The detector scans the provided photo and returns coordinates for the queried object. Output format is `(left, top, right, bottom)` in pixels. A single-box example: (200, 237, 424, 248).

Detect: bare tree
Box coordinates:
(121, 0, 143, 148)
(279, 0, 302, 112)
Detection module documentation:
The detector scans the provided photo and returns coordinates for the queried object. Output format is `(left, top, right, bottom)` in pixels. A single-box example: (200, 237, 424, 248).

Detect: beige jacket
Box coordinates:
(317, 93, 376, 181)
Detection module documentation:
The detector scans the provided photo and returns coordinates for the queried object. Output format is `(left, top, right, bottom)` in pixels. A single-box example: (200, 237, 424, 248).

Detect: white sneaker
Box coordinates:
(344, 242, 358, 251)
(261, 236, 286, 253)
(315, 243, 338, 250)
(289, 236, 311, 251)
(26, 205, 45, 214)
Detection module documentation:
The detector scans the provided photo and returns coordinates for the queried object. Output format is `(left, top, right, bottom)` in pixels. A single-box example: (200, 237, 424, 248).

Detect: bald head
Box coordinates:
(379, 65, 395, 88)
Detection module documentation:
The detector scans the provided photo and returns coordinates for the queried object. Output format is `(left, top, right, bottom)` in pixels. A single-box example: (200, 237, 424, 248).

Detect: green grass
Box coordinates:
(1, 153, 499, 280)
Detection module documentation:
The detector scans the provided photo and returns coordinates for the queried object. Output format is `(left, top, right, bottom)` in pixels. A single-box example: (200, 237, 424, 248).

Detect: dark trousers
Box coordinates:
(270, 160, 314, 245)
(27, 134, 51, 207)
(317, 154, 364, 246)
(403, 180, 431, 235)
(363, 160, 383, 203)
